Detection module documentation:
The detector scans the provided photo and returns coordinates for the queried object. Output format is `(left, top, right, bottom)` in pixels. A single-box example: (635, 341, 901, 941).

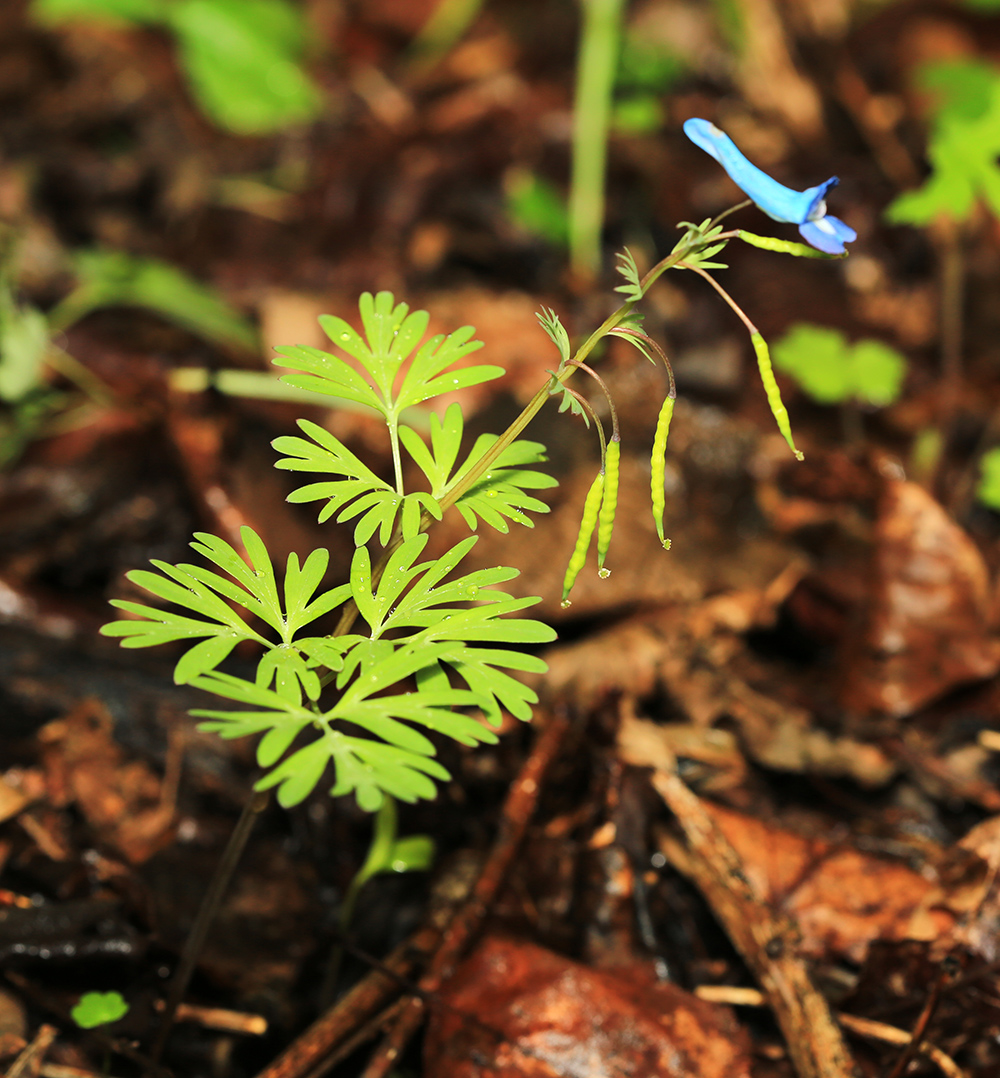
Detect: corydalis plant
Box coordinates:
(102, 293, 557, 811)
(102, 127, 856, 811)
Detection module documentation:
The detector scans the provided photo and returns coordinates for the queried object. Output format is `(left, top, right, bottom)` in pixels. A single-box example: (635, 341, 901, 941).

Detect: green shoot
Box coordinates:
(569, 0, 626, 278)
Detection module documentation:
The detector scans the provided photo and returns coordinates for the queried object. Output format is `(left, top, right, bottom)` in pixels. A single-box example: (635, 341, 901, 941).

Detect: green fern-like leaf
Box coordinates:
(273, 418, 441, 544)
(273, 292, 504, 419)
(536, 307, 571, 366)
(100, 527, 349, 684)
(614, 247, 644, 301)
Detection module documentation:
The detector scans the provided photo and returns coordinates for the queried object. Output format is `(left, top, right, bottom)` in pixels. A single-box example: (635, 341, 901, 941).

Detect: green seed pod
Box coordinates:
(650, 395, 675, 549)
(596, 436, 621, 576)
(736, 230, 840, 260)
(561, 471, 605, 606)
(751, 331, 803, 461)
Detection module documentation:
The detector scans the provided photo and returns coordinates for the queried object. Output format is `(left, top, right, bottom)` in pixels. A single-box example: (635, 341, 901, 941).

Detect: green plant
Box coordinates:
(976, 447, 1000, 509)
(102, 291, 558, 811)
(886, 59, 1000, 227)
(569, 0, 626, 278)
(98, 160, 855, 1061)
(71, 991, 130, 1029)
(772, 323, 906, 407)
(32, 0, 321, 135)
(0, 244, 257, 465)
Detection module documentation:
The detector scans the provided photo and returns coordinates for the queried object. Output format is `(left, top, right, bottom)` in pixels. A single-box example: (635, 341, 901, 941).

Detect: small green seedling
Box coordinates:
(32, 0, 321, 135)
(612, 35, 684, 135)
(504, 169, 570, 247)
(71, 991, 130, 1029)
(0, 245, 257, 465)
(772, 323, 906, 408)
(976, 447, 1000, 510)
(886, 59, 1000, 227)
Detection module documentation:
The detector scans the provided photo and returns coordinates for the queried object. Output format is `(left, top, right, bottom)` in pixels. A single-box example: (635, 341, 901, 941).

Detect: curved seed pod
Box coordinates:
(736, 230, 841, 260)
(650, 395, 675, 549)
(751, 331, 803, 461)
(561, 471, 605, 606)
(596, 436, 621, 576)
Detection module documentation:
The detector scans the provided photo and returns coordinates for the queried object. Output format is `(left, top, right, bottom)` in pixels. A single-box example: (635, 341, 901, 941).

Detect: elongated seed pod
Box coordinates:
(650, 395, 675, 549)
(736, 230, 840, 260)
(596, 436, 621, 576)
(751, 331, 803, 461)
(561, 471, 605, 606)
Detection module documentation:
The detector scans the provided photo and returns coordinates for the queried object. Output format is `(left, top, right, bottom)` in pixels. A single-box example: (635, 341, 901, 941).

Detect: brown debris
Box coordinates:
(841, 480, 1000, 717)
(37, 699, 178, 864)
(425, 935, 753, 1078)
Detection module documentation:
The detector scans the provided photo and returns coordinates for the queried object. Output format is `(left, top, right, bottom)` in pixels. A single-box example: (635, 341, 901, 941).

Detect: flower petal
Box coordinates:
(798, 216, 857, 255)
(683, 118, 814, 224)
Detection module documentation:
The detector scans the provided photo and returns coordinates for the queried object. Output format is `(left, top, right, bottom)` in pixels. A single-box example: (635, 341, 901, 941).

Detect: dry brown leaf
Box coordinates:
(37, 699, 176, 864)
(619, 712, 937, 963)
(841, 480, 1000, 717)
(425, 935, 753, 1078)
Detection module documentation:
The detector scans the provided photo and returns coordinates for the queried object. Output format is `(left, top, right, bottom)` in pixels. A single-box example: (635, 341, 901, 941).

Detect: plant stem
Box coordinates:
(569, 0, 626, 280)
(319, 798, 399, 1007)
(387, 419, 404, 496)
(149, 788, 270, 1066)
(328, 230, 719, 644)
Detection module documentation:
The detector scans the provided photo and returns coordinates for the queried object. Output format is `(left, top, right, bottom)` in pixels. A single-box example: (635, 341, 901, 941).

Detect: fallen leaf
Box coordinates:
(425, 935, 753, 1078)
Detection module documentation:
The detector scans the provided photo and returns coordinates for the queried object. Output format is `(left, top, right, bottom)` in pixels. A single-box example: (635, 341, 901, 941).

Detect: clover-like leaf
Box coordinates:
(772, 323, 906, 407)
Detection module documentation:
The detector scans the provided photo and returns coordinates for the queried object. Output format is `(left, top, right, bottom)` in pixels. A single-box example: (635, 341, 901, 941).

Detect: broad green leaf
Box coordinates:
(167, 0, 321, 135)
(850, 340, 906, 407)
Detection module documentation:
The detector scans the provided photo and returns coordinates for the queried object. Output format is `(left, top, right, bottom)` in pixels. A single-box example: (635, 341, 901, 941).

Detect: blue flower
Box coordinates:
(683, 118, 857, 255)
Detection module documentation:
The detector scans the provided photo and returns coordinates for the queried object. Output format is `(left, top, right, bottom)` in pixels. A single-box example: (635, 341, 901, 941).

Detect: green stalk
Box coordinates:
(569, 0, 626, 280)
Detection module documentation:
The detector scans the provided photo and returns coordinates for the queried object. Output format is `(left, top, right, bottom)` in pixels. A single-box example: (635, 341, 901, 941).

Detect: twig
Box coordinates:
(644, 761, 854, 1078)
(5, 1024, 56, 1078)
(251, 923, 446, 1078)
(694, 987, 966, 1078)
(359, 712, 570, 1078)
(150, 788, 270, 1064)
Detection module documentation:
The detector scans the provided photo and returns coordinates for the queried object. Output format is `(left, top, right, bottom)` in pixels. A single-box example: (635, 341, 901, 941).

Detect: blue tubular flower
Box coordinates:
(683, 118, 857, 255)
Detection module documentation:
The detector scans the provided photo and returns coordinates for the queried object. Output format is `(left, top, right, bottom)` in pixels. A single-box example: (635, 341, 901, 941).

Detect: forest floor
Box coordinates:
(3, 0, 1000, 1076)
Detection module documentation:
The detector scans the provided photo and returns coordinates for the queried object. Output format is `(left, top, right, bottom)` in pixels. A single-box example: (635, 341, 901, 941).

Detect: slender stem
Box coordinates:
(149, 789, 270, 1065)
(574, 361, 619, 439)
(569, 0, 626, 280)
(709, 198, 752, 229)
(327, 228, 723, 645)
(319, 798, 398, 1007)
(387, 419, 404, 496)
(678, 260, 759, 334)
